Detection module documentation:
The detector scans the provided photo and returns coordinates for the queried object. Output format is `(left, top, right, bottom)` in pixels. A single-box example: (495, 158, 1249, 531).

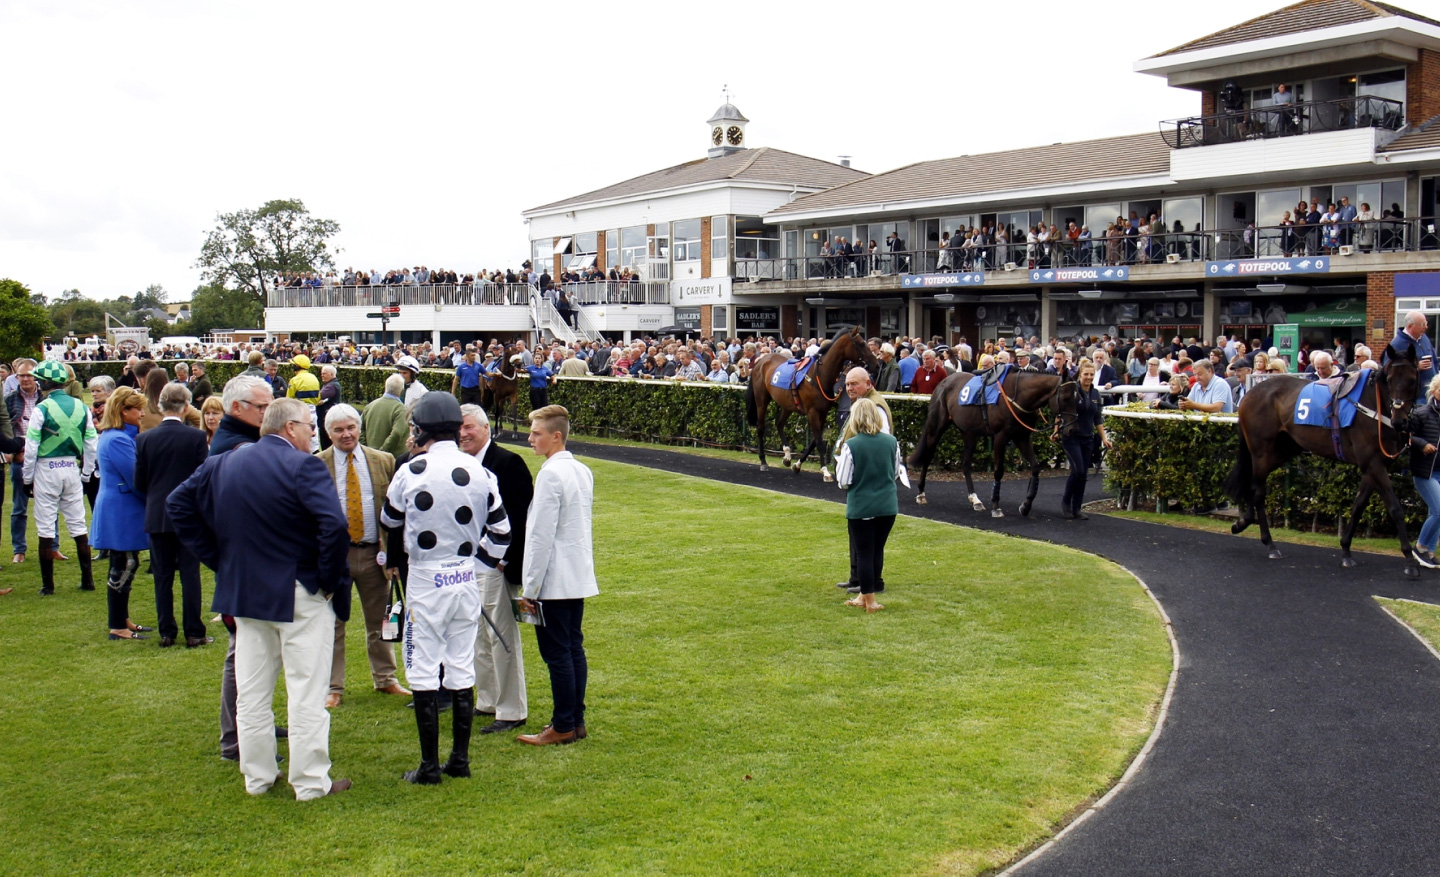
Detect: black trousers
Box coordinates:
(459, 386, 483, 407)
(533, 598, 587, 733)
(84, 473, 99, 511)
(106, 551, 139, 630)
(1061, 436, 1094, 514)
(848, 515, 895, 595)
(150, 531, 205, 639)
(529, 387, 549, 410)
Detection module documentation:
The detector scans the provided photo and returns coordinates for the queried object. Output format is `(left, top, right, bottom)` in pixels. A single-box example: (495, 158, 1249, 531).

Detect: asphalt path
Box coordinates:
(561, 439, 1440, 876)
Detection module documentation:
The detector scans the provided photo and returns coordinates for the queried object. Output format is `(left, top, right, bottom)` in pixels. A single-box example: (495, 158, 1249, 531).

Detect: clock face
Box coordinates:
(726, 125, 743, 146)
(712, 126, 723, 145)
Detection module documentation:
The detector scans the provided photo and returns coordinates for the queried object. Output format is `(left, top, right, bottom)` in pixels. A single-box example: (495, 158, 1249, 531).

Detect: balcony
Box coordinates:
(1160, 96, 1404, 150)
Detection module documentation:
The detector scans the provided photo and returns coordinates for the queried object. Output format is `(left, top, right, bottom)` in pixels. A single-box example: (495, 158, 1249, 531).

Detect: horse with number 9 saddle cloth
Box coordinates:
(957, 364, 1011, 406)
(1292, 369, 1371, 429)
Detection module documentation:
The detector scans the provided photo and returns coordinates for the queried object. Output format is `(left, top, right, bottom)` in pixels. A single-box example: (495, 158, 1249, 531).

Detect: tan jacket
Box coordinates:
(316, 444, 395, 527)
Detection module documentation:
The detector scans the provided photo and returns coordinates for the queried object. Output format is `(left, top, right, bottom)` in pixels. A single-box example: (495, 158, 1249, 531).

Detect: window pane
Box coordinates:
(673, 219, 701, 241)
(1162, 197, 1204, 233)
(574, 232, 598, 254)
(712, 215, 728, 259)
(621, 226, 646, 248)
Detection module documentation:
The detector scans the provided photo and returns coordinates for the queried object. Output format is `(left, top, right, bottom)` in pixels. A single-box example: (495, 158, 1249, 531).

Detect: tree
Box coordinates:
(48, 297, 108, 337)
(188, 283, 264, 336)
(195, 199, 340, 305)
(0, 278, 55, 362)
(132, 283, 167, 312)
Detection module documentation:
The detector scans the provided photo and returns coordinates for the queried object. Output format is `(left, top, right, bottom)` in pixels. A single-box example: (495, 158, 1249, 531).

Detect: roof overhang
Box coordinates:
(1135, 17, 1440, 83)
(1378, 145, 1440, 166)
(763, 173, 1176, 225)
(523, 179, 841, 221)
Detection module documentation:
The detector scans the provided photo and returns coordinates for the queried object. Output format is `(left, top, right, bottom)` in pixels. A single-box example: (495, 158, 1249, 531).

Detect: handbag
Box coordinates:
(381, 574, 404, 642)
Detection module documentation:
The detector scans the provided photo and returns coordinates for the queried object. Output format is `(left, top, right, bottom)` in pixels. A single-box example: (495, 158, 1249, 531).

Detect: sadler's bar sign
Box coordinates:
(735, 307, 779, 332)
(1206, 256, 1330, 276)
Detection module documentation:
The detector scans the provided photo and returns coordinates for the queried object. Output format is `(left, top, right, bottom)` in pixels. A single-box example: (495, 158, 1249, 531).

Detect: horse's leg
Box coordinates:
(1017, 434, 1041, 517)
(1250, 456, 1284, 559)
(990, 433, 1008, 518)
(791, 423, 814, 474)
(961, 435, 984, 511)
(1338, 478, 1376, 569)
(817, 412, 835, 483)
(776, 409, 793, 467)
(755, 395, 770, 471)
(1357, 460, 1419, 579)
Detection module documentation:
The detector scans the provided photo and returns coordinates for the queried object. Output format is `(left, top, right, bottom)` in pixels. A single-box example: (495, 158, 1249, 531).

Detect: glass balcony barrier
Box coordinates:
(1161, 95, 1405, 149)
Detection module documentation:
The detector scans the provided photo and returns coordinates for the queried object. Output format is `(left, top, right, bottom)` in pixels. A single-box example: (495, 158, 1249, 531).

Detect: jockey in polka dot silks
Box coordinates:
(22, 359, 97, 595)
(381, 392, 510, 784)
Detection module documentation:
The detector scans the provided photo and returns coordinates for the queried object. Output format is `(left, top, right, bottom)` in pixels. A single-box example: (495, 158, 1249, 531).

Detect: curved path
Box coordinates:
(562, 439, 1440, 875)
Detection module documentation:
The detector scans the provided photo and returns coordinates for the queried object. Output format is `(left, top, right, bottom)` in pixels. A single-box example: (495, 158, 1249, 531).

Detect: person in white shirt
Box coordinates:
(516, 405, 598, 747)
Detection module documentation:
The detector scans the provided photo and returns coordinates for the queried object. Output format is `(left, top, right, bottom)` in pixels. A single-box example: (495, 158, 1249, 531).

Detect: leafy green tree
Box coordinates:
(48, 297, 108, 337)
(0, 278, 55, 362)
(195, 199, 340, 304)
(144, 317, 173, 339)
(132, 283, 167, 312)
(188, 283, 264, 336)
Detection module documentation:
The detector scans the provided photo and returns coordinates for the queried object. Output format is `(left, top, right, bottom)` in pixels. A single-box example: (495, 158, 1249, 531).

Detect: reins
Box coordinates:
(998, 374, 1068, 433)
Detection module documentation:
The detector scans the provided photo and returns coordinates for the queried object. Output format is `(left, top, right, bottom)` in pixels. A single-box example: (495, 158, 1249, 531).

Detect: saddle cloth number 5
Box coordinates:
(1297, 397, 1311, 421)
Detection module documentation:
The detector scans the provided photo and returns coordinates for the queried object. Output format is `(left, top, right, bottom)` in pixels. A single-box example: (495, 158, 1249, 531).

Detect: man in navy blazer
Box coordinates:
(133, 383, 210, 648)
(168, 397, 353, 800)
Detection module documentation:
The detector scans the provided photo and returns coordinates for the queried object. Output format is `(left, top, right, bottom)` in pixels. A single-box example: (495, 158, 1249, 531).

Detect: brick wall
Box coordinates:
(700, 305, 712, 337)
(700, 217, 711, 280)
(552, 237, 561, 278)
(596, 230, 606, 273)
(1368, 272, 1395, 345)
(1408, 49, 1440, 127)
(1200, 89, 1216, 118)
(781, 304, 799, 339)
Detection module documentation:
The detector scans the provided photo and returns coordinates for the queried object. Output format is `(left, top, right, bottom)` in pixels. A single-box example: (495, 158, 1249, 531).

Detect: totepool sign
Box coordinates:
(901, 272, 985, 288)
(1029, 266, 1130, 283)
(1206, 256, 1330, 276)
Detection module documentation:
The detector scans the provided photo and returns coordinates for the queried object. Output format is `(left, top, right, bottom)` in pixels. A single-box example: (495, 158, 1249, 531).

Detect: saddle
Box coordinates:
(769, 355, 815, 390)
(958, 364, 1010, 406)
(1293, 369, 1370, 429)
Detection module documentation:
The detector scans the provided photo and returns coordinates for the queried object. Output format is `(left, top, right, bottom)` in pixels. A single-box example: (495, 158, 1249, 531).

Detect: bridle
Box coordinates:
(997, 373, 1072, 434)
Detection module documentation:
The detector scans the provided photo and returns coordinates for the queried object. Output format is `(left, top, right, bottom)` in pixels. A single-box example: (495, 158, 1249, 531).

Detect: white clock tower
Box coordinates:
(707, 101, 748, 159)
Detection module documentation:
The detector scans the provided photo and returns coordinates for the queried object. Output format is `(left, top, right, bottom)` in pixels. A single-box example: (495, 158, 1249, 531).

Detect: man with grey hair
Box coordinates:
(119, 355, 142, 389)
(318, 402, 406, 707)
(1392, 310, 1436, 401)
(169, 395, 351, 800)
(361, 373, 410, 459)
(1309, 350, 1337, 380)
(457, 403, 532, 733)
(316, 365, 342, 452)
(211, 375, 273, 456)
(134, 381, 211, 649)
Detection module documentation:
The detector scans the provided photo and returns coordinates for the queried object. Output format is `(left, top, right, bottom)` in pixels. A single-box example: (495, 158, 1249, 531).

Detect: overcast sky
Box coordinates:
(0, 0, 1269, 303)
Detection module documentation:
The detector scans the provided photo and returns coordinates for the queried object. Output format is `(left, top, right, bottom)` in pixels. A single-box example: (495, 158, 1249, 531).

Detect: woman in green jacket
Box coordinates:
(836, 398, 902, 613)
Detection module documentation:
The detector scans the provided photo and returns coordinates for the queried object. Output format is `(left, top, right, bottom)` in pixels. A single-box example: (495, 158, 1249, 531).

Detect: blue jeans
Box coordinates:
(9, 461, 26, 556)
(533, 598, 587, 734)
(1413, 474, 1440, 552)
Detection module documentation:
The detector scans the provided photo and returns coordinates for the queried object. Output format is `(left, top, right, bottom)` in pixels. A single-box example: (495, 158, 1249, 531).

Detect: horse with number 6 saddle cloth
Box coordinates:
(769, 356, 815, 390)
(1292, 369, 1372, 459)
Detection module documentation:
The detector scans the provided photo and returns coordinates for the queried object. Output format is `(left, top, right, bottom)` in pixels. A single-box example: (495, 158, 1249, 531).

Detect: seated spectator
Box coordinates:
(1150, 375, 1191, 410)
(1180, 360, 1234, 413)
(671, 350, 704, 381)
(1138, 358, 1169, 402)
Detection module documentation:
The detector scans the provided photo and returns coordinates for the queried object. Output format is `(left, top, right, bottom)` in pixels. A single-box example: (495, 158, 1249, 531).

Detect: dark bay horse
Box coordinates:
(908, 369, 1070, 517)
(1226, 342, 1420, 577)
(481, 345, 522, 436)
(745, 327, 878, 480)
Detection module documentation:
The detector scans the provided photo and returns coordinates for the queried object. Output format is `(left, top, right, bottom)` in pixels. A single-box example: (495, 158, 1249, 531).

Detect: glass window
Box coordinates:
(531, 240, 549, 271)
(711, 215, 728, 260)
(606, 229, 619, 271)
(1258, 188, 1301, 226)
(1358, 69, 1405, 112)
(712, 307, 728, 331)
(736, 216, 779, 260)
(574, 232, 598, 255)
(1162, 196, 1204, 234)
(650, 221, 670, 260)
(673, 219, 702, 262)
(620, 225, 646, 267)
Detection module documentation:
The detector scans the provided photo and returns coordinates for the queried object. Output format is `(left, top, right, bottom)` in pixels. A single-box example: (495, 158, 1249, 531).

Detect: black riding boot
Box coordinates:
(404, 690, 443, 785)
(38, 537, 55, 595)
(442, 688, 474, 778)
(76, 535, 94, 591)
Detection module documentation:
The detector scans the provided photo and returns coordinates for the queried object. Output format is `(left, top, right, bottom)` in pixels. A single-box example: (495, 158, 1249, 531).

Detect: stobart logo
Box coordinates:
(433, 569, 474, 588)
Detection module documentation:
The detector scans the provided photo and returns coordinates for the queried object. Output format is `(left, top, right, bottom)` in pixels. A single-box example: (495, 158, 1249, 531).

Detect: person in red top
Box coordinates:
(911, 349, 947, 395)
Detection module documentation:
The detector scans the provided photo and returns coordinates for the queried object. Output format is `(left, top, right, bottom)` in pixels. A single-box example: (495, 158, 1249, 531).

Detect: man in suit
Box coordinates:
(168, 397, 352, 800)
(517, 405, 598, 747)
(133, 382, 211, 649)
(459, 404, 532, 734)
(317, 403, 408, 708)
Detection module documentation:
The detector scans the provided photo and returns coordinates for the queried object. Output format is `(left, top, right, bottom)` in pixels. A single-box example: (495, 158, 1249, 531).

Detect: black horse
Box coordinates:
(909, 369, 1072, 516)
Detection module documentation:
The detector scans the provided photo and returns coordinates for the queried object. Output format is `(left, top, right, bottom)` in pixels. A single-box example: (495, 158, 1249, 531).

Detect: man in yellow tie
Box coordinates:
(318, 403, 408, 707)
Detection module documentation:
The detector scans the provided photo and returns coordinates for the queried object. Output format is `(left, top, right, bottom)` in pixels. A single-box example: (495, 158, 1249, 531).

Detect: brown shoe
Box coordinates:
(326, 778, 352, 796)
(376, 683, 411, 696)
(47, 548, 68, 561)
(325, 693, 342, 709)
(575, 724, 587, 740)
(11, 553, 23, 564)
(516, 725, 576, 746)
(0, 588, 12, 596)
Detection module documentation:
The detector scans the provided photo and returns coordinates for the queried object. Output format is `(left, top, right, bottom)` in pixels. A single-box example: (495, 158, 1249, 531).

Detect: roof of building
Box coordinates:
(766, 133, 1171, 218)
(707, 102, 749, 124)
(525, 147, 868, 213)
(1151, 0, 1440, 58)
(1383, 113, 1440, 151)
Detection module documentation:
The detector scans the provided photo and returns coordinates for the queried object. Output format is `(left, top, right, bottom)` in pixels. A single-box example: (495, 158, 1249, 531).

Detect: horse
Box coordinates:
(745, 326, 878, 480)
(1226, 342, 1420, 577)
(908, 368, 1072, 517)
(481, 345, 522, 437)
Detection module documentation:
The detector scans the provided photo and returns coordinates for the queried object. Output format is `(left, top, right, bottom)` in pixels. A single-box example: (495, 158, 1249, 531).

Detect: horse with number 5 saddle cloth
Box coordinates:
(1227, 344, 1420, 577)
(908, 366, 1073, 517)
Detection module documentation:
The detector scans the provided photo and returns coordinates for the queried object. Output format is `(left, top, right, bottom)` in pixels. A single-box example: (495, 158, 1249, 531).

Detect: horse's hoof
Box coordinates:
(1268, 549, 1284, 560)
(1406, 565, 1422, 580)
(1341, 557, 1358, 569)
(991, 509, 1005, 518)
(1231, 522, 1245, 535)
(759, 463, 769, 472)
(1020, 502, 1033, 517)
(791, 463, 802, 474)
(822, 468, 834, 483)
(916, 493, 928, 505)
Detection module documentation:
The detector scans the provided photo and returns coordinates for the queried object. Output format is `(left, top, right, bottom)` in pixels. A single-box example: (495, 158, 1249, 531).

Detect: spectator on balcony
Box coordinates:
(1273, 83, 1298, 134)
(1321, 203, 1341, 252)
(1304, 200, 1323, 255)
(1279, 211, 1297, 256)
(1337, 197, 1358, 248)
(1356, 202, 1376, 252)
(886, 232, 907, 274)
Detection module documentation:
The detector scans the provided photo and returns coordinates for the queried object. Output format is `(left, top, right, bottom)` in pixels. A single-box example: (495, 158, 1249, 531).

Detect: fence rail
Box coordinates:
(1160, 95, 1405, 149)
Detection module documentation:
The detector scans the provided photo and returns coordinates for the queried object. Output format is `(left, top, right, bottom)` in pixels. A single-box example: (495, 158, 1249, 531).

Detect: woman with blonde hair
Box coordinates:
(200, 395, 225, 445)
(91, 387, 152, 640)
(836, 398, 904, 613)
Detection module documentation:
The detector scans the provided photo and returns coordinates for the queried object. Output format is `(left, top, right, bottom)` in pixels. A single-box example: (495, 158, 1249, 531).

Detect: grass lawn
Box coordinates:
(1376, 597, 1440, 656)
(0, 451, 1169, 876)
(1106, 509, 1403, 557)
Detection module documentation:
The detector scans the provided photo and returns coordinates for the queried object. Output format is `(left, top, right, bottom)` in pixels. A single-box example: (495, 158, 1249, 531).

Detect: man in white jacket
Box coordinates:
(517, 404, 598, 746)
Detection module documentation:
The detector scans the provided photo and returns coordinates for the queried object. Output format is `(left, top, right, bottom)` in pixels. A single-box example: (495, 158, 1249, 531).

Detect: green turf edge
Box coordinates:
(1106, 509, 1402, 557)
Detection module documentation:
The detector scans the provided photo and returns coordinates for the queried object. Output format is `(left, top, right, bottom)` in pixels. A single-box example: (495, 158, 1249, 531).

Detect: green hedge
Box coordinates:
(550, 376, 1062, 472)
(69, 360, 456, 407)
(1103, 407, 1423, 534)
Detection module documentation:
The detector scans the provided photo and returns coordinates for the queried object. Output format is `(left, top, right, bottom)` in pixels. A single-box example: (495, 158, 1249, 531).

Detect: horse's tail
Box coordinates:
(1225, 422, 1253, 509)
(744, 377, 759, 427)
(908, 386, 950, 468)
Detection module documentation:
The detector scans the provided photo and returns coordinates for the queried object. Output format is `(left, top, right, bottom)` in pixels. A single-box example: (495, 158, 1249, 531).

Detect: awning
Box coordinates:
(1287, 299, 1366, 327)
(566, 253, 596, 271)
(551, 237, 572, 256)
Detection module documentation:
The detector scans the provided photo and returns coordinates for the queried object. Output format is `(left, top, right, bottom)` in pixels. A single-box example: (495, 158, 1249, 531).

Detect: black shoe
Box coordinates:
(834, 581, 854, 590)
(1061, 509, 1076, 519)
(1074, 512, 1089, 521)
(38, 587, 54, 596)
(1417, 550, 1440, 570)
(275, 726, 288, 739)
(478, 718, 527, 735)
(159, 636, 177, 648)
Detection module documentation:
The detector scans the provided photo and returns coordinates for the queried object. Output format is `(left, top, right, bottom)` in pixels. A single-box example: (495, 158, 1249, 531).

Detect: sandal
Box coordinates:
(844, 597, 865, 607)
(108, 631, 148, 640)
(865, 603, 885, 613)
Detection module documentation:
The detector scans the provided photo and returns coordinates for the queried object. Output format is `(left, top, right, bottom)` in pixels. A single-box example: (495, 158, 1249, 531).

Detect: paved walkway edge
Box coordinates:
(1000, 567, 1181, 876)
(1375, 599, 1440, 664)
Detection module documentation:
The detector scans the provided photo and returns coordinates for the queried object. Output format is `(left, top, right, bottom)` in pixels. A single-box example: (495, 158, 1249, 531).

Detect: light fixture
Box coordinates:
(1256, 283, 1287, 294)
(805, 297, 826, 305)
(933, 293, 955, 303)
(1077, 290, 1103, 299)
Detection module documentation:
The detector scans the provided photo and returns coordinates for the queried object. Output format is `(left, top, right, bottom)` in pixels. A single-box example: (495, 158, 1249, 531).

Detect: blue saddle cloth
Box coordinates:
(770, 356, 815, 390)
(958, 364, 1010, 406)
(1293, 369, 1370, 428)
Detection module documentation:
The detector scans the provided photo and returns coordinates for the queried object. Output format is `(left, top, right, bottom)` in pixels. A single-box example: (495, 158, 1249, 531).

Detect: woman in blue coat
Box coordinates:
(92, 387, 151, 640)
